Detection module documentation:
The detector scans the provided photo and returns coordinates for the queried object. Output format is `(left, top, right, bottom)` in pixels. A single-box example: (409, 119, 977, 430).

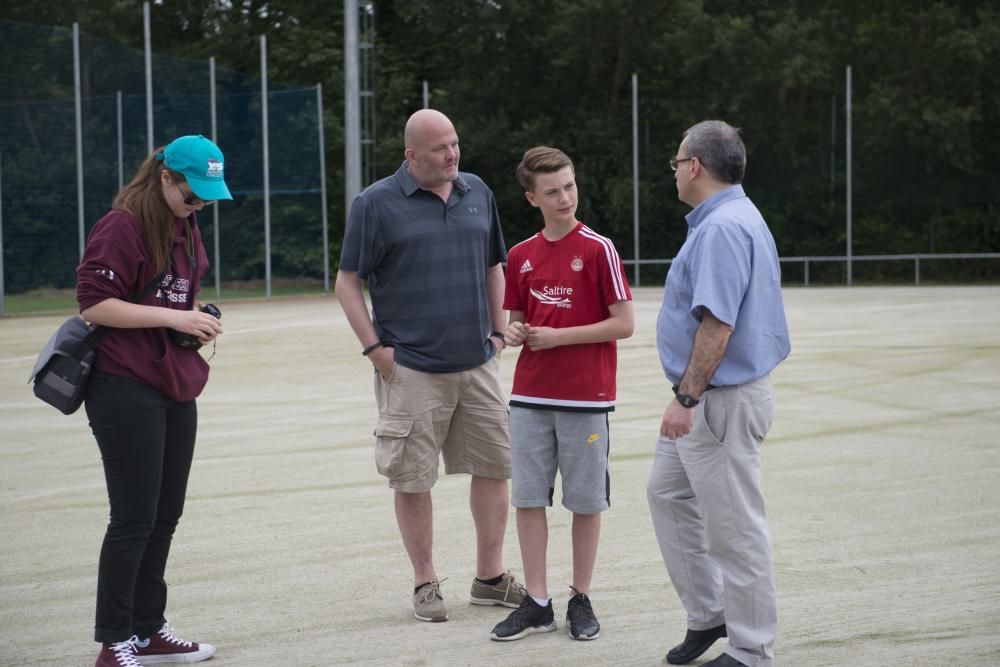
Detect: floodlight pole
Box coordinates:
(344, 0, 362, 221)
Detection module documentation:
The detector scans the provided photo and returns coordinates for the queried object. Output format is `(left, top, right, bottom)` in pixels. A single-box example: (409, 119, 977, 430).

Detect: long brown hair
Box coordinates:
(112, 147, 185, 272)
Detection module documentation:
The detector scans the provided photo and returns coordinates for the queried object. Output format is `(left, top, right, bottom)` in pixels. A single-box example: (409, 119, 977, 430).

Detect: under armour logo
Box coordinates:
(468, 206, 479, 213)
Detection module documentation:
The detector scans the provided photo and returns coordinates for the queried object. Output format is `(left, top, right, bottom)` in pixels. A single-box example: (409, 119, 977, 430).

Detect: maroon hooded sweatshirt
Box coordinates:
(76, 209, 211, 402)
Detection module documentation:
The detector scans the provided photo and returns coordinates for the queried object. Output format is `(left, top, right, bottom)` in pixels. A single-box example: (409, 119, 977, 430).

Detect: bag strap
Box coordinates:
(134, 271, 169, 303)
(173, 220, 198, 313)
(89, 271, 167, 343)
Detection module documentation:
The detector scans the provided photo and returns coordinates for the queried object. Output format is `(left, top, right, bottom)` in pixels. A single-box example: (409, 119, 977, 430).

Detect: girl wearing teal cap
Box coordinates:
(77, 136, 231, 667)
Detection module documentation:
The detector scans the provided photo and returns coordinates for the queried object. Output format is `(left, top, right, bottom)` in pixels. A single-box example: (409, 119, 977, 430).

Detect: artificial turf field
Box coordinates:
(2, 286, 998, 666)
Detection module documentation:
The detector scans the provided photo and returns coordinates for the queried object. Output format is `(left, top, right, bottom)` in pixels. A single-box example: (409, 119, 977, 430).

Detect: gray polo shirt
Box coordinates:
(657, 185, 790, 386)
(340, 161, 507, 373)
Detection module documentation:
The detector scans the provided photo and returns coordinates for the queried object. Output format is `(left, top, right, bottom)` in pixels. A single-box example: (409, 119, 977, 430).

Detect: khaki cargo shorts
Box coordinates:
(372, 356, 510, 493)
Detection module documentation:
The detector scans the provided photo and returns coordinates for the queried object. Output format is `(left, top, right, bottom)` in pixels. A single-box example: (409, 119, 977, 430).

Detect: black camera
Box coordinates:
(169, 303, 222, 350)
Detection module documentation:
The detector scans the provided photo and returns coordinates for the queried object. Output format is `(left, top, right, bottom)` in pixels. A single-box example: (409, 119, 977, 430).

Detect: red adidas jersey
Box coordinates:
(503, 222, 632, 411)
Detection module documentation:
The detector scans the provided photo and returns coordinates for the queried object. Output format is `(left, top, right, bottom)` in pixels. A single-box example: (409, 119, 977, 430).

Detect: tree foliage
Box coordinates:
(2, 0, 998, 287)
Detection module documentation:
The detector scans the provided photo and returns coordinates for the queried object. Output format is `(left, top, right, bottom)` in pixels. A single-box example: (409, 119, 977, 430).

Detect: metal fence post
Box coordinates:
(845, 64, 853, 287)
(210, 56, 221, 301)
(116, 91, 124, 190)
(0, 146, 5, 316)
(631, 73, 640, 287)
(74, 23, 85, 260)
(260, 35, 272, 299)
(317, 83, 330, 293)
(144, 2, 154, 152)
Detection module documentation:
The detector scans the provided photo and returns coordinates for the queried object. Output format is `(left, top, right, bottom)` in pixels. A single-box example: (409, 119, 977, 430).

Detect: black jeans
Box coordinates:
(84, 371, 198, 643)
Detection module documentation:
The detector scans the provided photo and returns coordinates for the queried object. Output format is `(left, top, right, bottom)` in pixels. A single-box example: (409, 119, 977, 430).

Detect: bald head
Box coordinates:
(403, 109, 461, 190)
(404, 109, 454, 149)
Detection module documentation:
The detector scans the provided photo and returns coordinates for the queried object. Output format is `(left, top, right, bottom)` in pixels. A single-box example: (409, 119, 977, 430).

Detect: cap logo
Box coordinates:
(206, 159, 224, 178)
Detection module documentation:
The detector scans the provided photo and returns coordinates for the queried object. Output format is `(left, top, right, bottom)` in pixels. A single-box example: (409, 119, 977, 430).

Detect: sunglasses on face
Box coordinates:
(173, 181, 212, 206)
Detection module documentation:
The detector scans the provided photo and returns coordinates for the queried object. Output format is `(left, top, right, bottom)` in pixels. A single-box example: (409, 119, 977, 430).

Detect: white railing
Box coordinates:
(627, 253, 1000, 286)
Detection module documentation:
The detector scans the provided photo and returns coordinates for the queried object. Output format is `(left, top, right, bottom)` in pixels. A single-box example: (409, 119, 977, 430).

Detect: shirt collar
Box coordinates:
(395, 160, 469, 197)
(685, 184, 746, 229)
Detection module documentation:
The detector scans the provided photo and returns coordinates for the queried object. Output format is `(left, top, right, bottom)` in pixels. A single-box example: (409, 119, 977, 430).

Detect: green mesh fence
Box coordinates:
(0, 20, 326, 313)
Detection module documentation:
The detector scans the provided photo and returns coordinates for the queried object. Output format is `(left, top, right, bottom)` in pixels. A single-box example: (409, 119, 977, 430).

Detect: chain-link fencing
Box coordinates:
(0, 19, 328, 314)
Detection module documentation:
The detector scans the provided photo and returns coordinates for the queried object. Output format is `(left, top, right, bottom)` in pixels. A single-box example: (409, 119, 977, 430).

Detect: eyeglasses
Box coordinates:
(669, 156, 695, 171)
(173, 181, 211, 206)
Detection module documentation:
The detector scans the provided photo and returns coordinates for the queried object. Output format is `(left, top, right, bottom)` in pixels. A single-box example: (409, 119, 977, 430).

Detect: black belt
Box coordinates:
(672, 384, 718, 394)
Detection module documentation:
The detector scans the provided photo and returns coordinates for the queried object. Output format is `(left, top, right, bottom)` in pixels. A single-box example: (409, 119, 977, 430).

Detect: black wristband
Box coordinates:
(362, 341, 383, 356)
(490, 331, 505, 341)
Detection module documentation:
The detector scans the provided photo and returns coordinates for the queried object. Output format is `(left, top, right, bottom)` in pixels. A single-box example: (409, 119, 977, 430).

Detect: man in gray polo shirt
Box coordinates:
(335, 109, 524, 623)
(646, 120, 790, 667)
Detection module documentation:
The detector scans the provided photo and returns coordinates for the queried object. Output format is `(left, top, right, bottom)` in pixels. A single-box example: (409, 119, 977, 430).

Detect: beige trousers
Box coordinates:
(647, 374, 777, 667)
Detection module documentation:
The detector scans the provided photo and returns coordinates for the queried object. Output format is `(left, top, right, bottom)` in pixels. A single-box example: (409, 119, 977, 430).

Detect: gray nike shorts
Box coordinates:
(509, 406, 610, 514)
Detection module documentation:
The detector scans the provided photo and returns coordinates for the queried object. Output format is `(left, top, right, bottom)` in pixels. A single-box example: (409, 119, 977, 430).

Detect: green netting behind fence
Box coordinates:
(0, 20, 326, 311)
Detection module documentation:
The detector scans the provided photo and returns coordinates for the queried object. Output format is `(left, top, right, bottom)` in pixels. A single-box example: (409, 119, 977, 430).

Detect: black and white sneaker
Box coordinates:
(566, 587, 600, 640)
(489, 596, 557, 641)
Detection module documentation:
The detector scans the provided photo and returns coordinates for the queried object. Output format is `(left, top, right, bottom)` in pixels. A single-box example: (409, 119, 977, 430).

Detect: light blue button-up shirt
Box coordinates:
(657, 185, 790, 386)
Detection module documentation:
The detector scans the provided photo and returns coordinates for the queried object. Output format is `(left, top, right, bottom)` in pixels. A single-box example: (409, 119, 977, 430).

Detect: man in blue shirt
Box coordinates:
(336, 109, 524, 624)
(647, 120, 790, 667)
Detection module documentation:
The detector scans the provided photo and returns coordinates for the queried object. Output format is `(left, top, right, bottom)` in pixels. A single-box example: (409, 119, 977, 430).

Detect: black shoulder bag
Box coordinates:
(28, 273, 165, 415)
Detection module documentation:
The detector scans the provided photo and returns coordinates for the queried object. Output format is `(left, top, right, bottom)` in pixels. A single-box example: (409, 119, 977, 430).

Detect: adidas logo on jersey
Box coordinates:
(519, 259, 534, 273)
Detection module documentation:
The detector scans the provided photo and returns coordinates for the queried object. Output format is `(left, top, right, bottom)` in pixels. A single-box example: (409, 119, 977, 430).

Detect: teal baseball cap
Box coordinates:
(158, 135, 233, 201)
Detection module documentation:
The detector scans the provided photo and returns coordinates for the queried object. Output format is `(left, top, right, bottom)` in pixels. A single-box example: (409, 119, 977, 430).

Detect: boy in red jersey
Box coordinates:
(489, 147, 634, 642)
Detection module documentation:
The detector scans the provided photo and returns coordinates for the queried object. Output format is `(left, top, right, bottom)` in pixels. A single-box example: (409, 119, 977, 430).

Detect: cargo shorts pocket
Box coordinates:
(374, 416, 414, 479)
